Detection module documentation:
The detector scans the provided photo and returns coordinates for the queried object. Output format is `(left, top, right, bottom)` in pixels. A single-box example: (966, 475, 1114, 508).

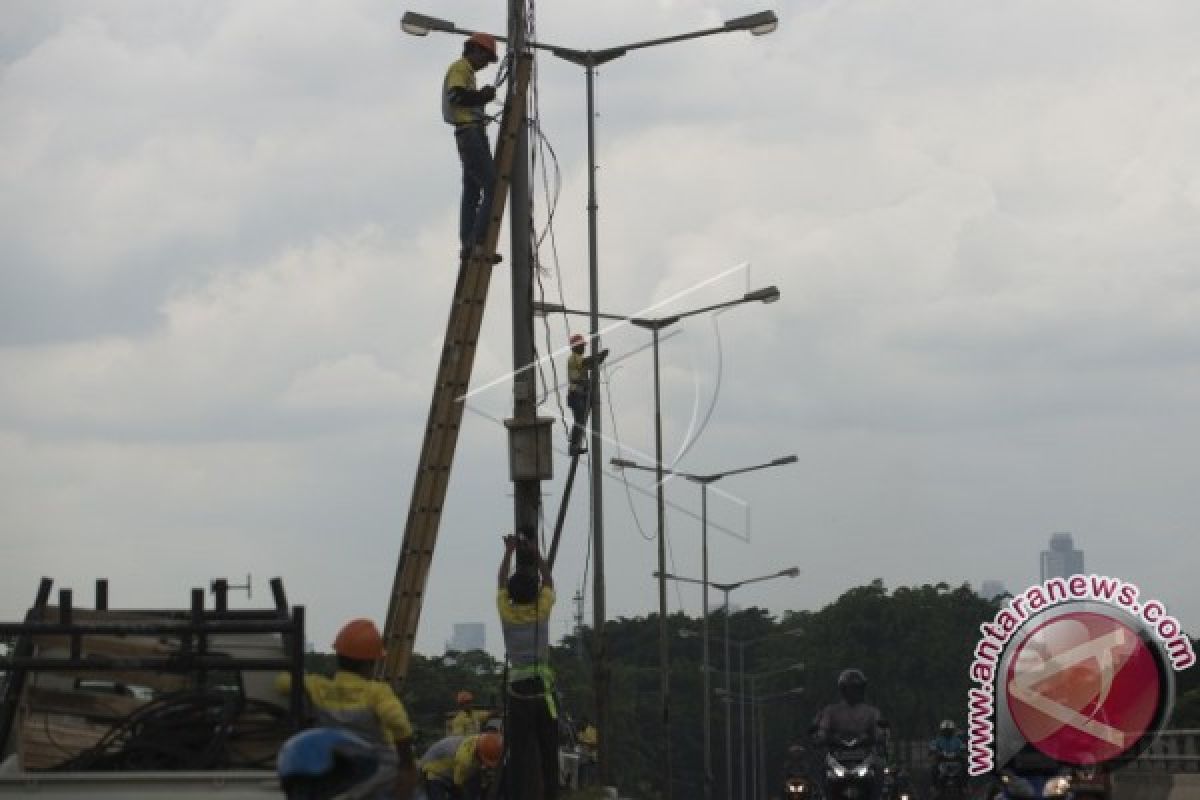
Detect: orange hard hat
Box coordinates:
(476, 732, 504, 767)
(333, 618, 385, 661)
(457, 690, 474, 706)
(570, 334, 586, 347)
(466, 32, 499, 63)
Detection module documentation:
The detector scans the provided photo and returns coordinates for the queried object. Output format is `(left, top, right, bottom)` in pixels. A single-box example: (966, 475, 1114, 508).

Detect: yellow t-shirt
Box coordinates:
(442, 57, 483, 126)
(276, 670, 413, 746)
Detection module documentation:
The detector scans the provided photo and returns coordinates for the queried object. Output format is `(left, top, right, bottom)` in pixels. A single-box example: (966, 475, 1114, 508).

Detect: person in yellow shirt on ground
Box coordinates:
(497, 533, 558, 800)
(443, 32, 500, 261)
(276, 618, 416, 799)
(449, 690, 481, 736)
(419, 731, 503, 800)
(577, 715, 599, 786)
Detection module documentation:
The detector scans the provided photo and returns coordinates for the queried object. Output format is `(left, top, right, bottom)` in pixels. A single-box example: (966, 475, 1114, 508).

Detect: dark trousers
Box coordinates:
(507, 681, 559, 800)
(456, 126, 496, 250)
(567, 389, 588, 450)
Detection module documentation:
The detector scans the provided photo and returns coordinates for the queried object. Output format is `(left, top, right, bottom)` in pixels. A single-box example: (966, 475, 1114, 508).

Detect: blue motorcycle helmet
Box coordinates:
(278, 728, 379, 799)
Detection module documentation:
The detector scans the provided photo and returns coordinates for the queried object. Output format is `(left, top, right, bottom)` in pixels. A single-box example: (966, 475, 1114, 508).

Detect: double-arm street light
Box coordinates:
(536, 285, 779, 796)
(402, 12, 778, 795)
(612, 454, 797, 799)
(658, 566, 799, 800)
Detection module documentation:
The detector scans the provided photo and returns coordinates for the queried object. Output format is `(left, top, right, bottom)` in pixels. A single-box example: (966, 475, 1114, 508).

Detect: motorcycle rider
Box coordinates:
(928, 720, 966, 795)
(815, 668, 883, 747)
(815, 669, 885, 799)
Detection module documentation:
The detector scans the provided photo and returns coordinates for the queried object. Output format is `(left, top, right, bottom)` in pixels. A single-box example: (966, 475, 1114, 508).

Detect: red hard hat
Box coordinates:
(457, 690, 474, 706)
(333, 619, 385, 661)
(570, 334, 586, 347)
(467, 32, 499, 63)
(477, 732, 504, 767)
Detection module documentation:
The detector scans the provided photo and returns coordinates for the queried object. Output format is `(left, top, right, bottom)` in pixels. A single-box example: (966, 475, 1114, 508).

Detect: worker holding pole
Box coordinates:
(566, 333, 608, 456)
(443, 33, 500, 261)
(497, 534, 559, 800)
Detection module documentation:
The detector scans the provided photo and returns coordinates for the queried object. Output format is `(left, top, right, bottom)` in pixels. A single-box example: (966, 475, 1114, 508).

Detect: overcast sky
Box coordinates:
(2, 0, 1198, 662)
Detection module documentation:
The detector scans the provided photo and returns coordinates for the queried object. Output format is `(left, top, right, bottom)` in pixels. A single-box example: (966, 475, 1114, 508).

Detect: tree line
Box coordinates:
(305, 580, 1200, 798)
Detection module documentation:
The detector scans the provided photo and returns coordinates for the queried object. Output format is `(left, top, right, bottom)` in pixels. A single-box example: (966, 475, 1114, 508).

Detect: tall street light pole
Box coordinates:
(611, 454, 798, 800)
(535, 286, 779, 798)
(401, 12, 778, 792)
(658, 566, 800, 800)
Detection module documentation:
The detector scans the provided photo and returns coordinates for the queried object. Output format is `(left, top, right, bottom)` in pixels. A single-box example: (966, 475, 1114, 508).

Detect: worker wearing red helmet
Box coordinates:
(566, 333, 608, 455)
(443, 32, 500, 261)
(419, 731, 504, 800)
(276, 618, 416, 799)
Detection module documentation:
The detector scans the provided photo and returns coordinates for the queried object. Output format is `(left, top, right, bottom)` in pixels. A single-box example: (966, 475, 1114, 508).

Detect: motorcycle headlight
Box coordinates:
(853, 764, 870, 777)
(1043, 775, 1071, 797)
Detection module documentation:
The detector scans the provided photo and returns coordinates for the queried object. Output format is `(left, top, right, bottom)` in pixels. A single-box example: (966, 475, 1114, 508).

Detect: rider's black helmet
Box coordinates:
(837, 668, 867, 704)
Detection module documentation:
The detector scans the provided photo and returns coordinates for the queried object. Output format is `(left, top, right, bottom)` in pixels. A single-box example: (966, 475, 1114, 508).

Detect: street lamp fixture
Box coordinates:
(743, 286, 781, 304)
(400, 11, 455, 36)
(723, 11, 780, 36)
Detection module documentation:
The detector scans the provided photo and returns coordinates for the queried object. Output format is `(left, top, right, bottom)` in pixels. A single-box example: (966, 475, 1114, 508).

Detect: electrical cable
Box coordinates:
(602, 367, 655, 543)
(50, 690, 290, 772)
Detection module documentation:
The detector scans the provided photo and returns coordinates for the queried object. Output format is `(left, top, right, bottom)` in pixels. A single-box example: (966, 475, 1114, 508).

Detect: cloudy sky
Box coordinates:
(3, 0, 1198, 662)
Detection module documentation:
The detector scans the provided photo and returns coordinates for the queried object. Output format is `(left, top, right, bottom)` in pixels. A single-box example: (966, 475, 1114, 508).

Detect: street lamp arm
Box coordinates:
(707, 455, 798, 481)
(728, 567, 800, 591)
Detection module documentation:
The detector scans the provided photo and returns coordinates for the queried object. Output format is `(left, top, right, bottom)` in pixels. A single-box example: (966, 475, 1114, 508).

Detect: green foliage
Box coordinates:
(544, 581, 998, 798)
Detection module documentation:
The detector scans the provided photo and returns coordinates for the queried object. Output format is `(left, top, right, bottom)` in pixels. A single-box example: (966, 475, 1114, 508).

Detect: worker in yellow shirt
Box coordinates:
(498, 534, 558, 800)
(276, 618, 416, 799)
(449, 690, 481, 736)
(566, 333, 608, 455)
(419, 732, 503, 800)
(443, 32, 500, 261)
(577, 715, 599, 785)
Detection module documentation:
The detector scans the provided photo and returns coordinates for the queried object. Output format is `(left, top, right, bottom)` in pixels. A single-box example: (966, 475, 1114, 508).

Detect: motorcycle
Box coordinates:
(823, 735, 881, 800)
(878, 762, 913, 800)
(785, 771, 820, 799)
(988, 767, 1075, 799)
(1068, 763, 1111, 799)
(930, 747, 968, 799)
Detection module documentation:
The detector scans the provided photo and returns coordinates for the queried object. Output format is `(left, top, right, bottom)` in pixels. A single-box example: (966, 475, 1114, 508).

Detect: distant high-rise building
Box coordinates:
(979, 580, 1010, 601)
(1040, 532, 1084, 581)
(447, 622, 486, 653)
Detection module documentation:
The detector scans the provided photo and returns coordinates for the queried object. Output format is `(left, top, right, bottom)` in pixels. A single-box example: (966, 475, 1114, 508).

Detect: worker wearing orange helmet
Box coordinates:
(449, 689, 481, 736)
(275, 618, 416, 799)
(419, 731, 504, 800)
(566, 333, 608, 455)
(443, 32, 500, 261)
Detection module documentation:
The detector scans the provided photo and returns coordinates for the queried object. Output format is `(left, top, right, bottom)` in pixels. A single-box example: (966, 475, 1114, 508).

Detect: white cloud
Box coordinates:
(2, 0, 1199, 654)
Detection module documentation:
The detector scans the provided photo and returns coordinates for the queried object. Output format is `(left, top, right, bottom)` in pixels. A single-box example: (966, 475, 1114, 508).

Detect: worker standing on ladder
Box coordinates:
(443, 32, 499, 261)
(497, 534, 559, 800)
(566, 333, 608, 456)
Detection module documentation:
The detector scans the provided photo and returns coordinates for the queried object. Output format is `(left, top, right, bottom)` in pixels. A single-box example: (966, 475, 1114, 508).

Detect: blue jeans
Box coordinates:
(455, 126, 496, 250)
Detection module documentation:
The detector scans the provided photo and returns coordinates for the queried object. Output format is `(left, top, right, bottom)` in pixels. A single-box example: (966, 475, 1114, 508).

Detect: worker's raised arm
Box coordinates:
(498, 534, 517, 588)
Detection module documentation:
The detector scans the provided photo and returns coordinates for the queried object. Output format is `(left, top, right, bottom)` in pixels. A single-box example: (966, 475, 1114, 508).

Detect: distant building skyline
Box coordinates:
(1040, 531, 1085, 582)
(447, 622, 485, 653)
(979, 579, 1010, 601)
